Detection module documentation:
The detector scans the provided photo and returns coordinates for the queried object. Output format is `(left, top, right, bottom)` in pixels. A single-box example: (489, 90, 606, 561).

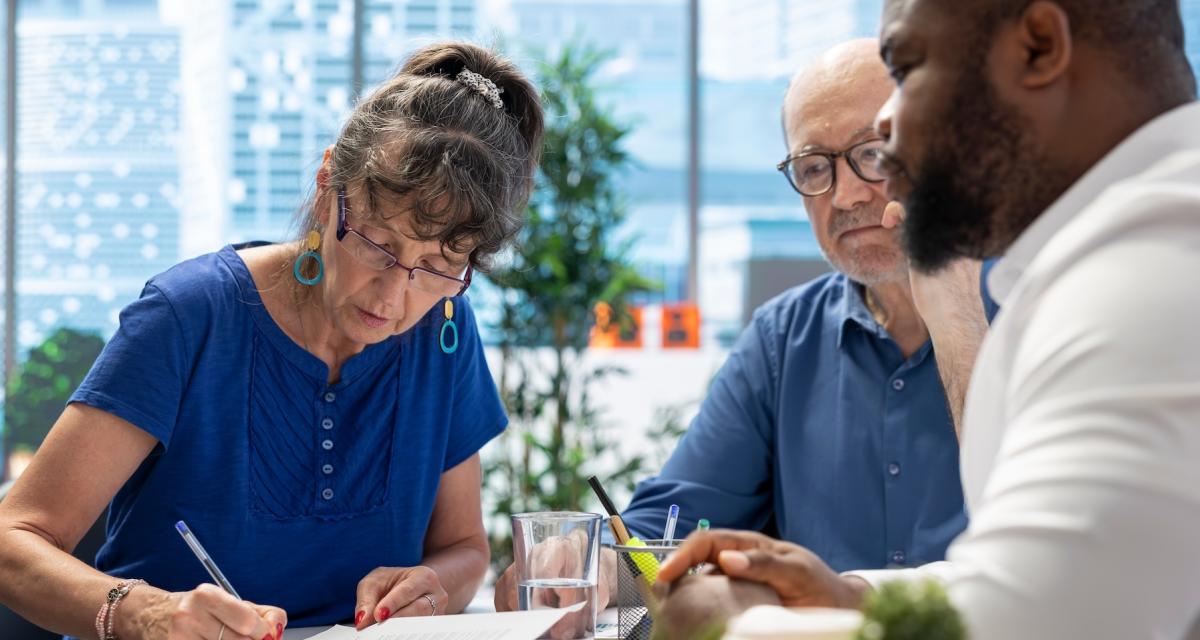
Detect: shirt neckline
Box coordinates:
(217, 243, 402, 386)
(988, 100, 1200, 303)
(835, 274, 933, 367)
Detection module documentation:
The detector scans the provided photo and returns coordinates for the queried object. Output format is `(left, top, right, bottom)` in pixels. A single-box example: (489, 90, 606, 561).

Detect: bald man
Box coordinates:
(495, 39, 994, 614)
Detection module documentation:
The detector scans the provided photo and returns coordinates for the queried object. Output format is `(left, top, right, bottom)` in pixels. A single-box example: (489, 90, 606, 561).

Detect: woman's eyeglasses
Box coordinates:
(336, 187, 472, 297)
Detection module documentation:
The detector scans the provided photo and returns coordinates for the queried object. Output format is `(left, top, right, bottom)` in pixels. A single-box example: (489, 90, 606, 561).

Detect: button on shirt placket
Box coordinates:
(882, 360, 916, 568)
(320, 391, 336, 504)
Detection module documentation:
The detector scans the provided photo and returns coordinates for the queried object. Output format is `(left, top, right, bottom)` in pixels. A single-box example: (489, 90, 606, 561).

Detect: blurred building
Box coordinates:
(168, 0, 478, 250)
(4, 0, 1200, 353)
(17, 0, 180, 345)
(503, 0, 691, 300)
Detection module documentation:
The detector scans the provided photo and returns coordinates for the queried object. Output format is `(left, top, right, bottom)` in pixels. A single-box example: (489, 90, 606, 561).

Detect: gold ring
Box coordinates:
(422, 593, 437, 616)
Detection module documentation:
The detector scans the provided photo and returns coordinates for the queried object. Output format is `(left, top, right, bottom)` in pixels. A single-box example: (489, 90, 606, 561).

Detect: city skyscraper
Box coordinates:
(3, 0, 1200, 352)
(504, 0, 690, 301)
(169, 0, 479, 249)
(365, 0, 478, 87)
(17, 0, 181, 346)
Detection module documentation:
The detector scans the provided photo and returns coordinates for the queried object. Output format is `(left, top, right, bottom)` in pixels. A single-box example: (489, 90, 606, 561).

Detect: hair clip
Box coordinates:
(456, 68, 504, 110)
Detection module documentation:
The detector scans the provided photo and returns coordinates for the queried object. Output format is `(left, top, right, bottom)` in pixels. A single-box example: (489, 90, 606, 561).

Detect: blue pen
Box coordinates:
(175, 520, 241, 599)
(662, 504, 680, 542)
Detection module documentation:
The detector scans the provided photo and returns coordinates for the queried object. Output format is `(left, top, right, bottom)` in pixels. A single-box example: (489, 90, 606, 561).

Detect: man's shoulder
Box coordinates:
(1031, 150, 1200, 300)
(749, 270, 848, 335)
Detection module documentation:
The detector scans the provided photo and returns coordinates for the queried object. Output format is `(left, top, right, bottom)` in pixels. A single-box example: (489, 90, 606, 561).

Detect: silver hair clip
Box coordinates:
(456, 68, 505, 110)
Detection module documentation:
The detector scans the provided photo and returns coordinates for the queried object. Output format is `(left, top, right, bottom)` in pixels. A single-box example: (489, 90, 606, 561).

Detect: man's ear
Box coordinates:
(1011, 1, 1073, 90)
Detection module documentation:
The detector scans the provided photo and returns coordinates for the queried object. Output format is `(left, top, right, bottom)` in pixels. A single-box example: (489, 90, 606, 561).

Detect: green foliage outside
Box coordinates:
(856, 579, 968, 640)
(3, 328, 106, 462)
(484, 43, 684, 570)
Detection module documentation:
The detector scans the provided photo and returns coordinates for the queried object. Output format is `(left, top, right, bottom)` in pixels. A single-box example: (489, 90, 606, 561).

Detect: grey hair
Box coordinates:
(300, 41, 544, 274)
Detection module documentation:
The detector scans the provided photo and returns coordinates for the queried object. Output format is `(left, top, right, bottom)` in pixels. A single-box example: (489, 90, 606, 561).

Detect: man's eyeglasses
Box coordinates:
(336, 187, 473, 297)
(776, 138, 888, 197)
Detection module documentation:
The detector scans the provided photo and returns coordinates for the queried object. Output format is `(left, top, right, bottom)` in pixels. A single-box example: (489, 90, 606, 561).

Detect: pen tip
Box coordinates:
(175, 521, 187, 533)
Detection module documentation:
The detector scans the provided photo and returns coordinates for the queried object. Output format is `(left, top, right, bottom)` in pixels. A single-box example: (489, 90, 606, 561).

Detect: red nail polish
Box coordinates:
(379, 607, 391, 621)
(262, 635, 272, 640)
(277, 622, 284, 639)
(355, 610, 365, 625)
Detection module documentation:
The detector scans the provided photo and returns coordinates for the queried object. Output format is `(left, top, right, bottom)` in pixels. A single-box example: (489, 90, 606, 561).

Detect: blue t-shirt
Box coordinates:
(69, 244, 506, 626)
(622, 270, 997, 571)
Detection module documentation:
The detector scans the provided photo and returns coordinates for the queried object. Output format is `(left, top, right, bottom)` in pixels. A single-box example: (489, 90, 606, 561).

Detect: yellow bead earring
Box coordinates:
(439, 299, 459, 354)
(293, 229, 324, 285)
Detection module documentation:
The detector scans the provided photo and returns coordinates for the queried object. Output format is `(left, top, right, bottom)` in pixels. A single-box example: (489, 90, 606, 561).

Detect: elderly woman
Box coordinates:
(0, 41, 543, 640)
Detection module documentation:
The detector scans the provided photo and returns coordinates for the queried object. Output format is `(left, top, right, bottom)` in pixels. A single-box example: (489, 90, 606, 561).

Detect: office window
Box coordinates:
(1, 0, 1200, 480)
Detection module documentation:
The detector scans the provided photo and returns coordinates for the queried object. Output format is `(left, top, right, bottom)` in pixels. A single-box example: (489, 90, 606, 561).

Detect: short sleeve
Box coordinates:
(442, 297, 507, 470)
(69, 283, 190, 448)
(621, 312, 777, 539)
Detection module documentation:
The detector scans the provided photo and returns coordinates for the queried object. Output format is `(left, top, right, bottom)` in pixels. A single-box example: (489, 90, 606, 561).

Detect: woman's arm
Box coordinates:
(0, 403, 160, 638)
(420, 453, 491, 613)
(0, 403, 284, 640)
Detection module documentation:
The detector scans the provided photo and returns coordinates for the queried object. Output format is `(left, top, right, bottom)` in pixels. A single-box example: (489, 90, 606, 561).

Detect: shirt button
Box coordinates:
(890, 550, 906, 565)
(322, 488, 334, 500)
(324, 391, 336, 402)
(322, 417, 334, 430)
(888, 462, 901, 477)
(322, 464, 334, 475)
(891, 378, 906, 391)
(321, 439, 334, 451)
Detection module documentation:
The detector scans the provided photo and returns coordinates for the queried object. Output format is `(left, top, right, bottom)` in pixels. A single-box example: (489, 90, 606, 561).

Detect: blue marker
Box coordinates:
(662, 504, 680, 542)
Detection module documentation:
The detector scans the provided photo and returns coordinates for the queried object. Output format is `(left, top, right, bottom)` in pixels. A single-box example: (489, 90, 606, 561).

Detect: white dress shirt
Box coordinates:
(849, 102, 1200, 639)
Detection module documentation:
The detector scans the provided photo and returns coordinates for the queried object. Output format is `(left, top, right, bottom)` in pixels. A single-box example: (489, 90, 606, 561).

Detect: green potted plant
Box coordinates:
(856, 580, 968, 640)
(3, 327, 106, 480)
(483, 43, 667, 570)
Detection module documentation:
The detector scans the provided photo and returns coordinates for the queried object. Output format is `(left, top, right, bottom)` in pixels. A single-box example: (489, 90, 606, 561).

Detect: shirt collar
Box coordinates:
(836, 274, 883, 348)
(988, 100, 1200, 303)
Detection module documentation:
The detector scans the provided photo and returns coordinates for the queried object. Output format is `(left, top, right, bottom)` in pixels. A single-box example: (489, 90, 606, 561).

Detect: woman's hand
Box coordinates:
(354, 566, 449, 629)
(120, 584, 286, 640)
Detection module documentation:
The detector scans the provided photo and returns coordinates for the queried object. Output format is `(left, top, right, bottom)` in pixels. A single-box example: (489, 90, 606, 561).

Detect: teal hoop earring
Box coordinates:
(294, 230, 324, 285)
(440, 299, 459, 354)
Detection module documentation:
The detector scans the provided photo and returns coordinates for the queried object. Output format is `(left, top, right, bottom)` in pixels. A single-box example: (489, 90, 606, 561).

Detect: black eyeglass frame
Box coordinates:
(776, 138, 888, 197)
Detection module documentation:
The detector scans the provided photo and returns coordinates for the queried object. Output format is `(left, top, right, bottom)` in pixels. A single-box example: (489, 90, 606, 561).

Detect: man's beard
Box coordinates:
(900, 64, 1071, 273)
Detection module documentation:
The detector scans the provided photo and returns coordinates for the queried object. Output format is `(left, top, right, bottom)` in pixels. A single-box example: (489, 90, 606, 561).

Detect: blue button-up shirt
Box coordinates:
(623, 271, 994, 571)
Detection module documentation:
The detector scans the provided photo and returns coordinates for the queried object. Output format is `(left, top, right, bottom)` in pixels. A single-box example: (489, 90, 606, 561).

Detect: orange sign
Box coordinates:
(661, 303, 700, 349)
(589, 302, 643, 349)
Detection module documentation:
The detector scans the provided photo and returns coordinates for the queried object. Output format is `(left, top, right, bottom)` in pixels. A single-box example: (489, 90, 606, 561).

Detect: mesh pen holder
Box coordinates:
(613, 539, 681, 640)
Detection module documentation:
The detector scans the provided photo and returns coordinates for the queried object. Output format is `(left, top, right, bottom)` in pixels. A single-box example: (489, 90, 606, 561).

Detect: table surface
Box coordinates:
(282, 589, 619, 639)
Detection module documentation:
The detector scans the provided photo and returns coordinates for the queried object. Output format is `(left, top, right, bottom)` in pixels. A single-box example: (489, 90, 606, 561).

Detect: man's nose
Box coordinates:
(831, 156, 874, 212)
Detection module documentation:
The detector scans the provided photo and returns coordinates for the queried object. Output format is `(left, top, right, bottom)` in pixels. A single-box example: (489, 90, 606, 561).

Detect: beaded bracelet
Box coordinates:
(95, 579, 146, 640)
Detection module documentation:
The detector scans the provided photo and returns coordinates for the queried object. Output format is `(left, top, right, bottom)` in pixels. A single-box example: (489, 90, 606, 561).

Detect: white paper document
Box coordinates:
(303, 609, 572, 640)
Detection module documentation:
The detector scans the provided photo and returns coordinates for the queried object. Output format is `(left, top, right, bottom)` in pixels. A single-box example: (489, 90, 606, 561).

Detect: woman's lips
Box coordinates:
(356, 307, 388, 329)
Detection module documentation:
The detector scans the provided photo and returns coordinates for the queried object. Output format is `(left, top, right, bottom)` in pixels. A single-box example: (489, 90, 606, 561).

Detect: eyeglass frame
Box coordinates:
(776, 138, 888, 197)
(335, 186, 473, 297)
